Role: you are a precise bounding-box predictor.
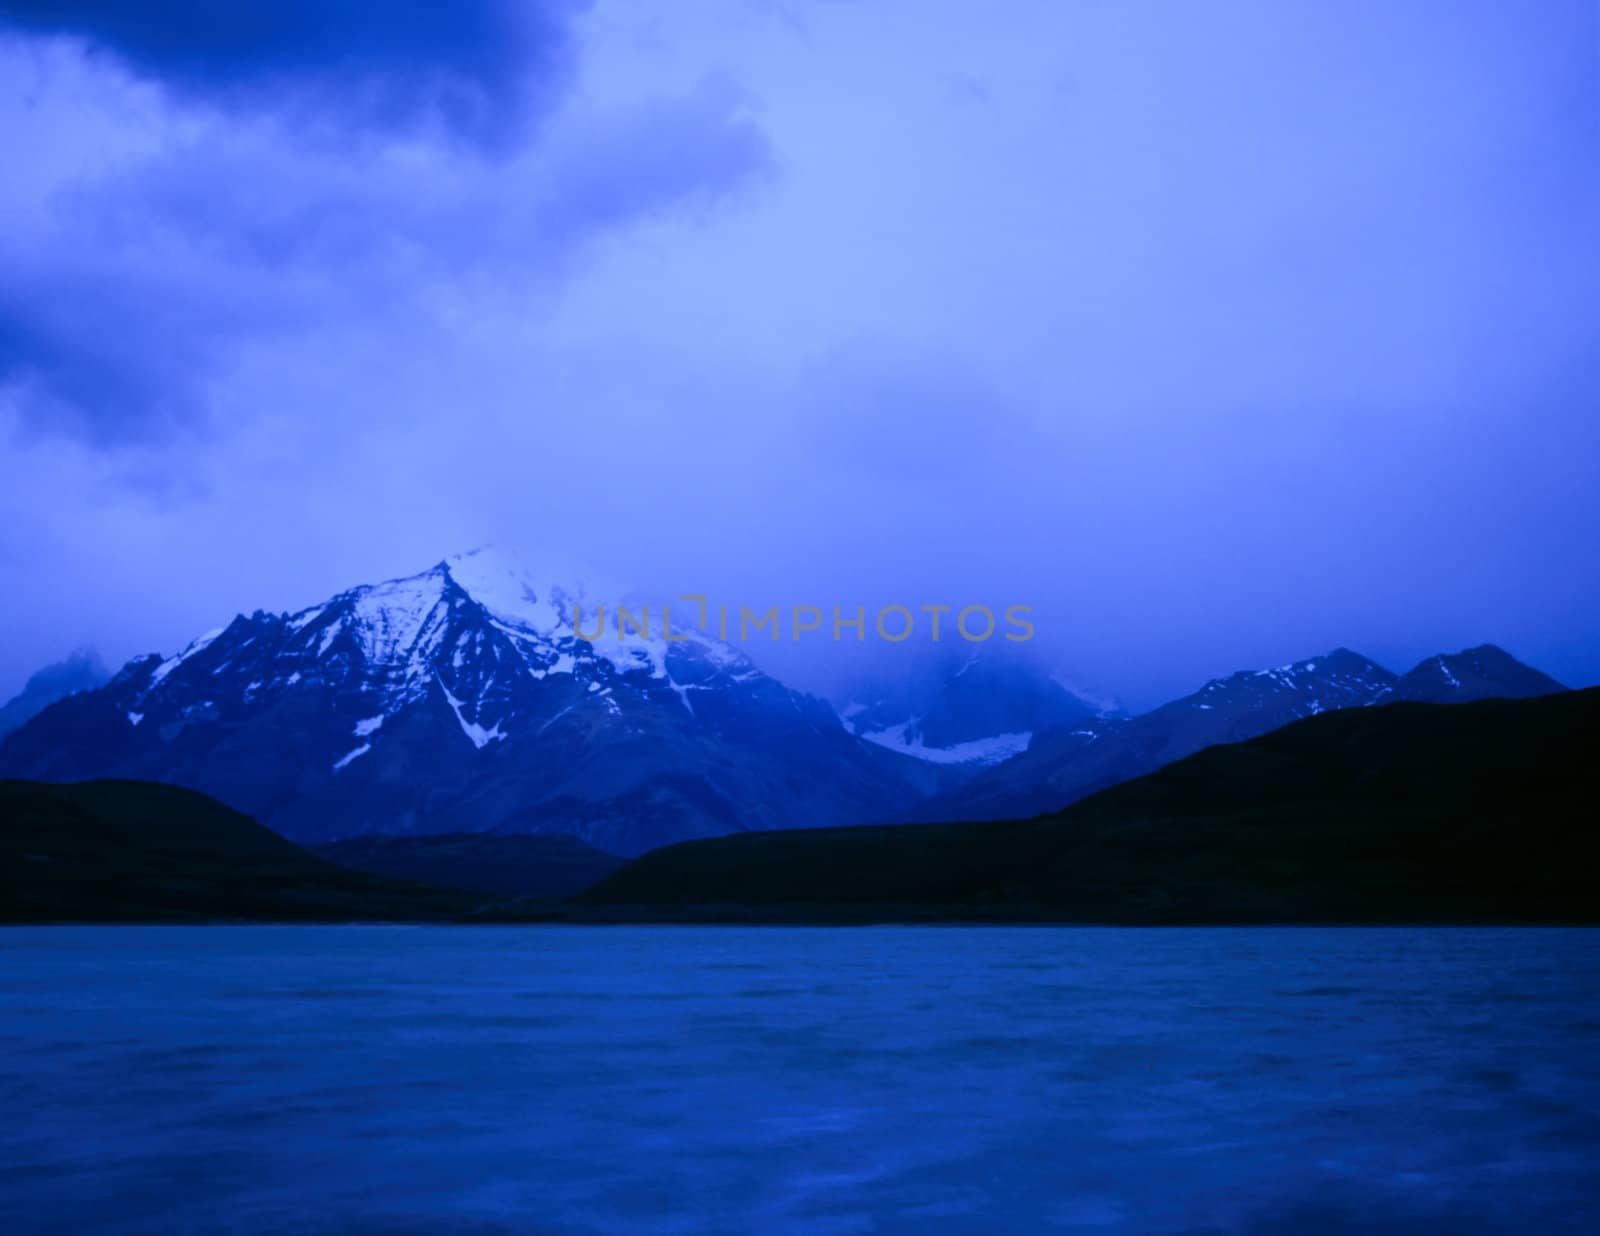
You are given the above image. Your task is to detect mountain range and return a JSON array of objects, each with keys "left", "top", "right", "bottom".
[
  {"left": 909, "top": 645, "right": 1567, "bottom": 824},
  {"left": 0, "top": 549, "right": 1569, "bottom": 856}
]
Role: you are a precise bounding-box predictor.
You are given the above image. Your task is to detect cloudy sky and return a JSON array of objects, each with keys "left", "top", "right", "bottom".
[{"left": 1, "top": 0, "right": 1596, "bottom": 709}]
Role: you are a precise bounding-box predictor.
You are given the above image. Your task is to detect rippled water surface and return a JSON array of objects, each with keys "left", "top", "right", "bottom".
[{"left": 2, "top": 926, "right": 1598, "bottom": 1234}]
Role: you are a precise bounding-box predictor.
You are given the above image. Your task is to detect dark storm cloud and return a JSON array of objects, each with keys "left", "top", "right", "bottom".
[
  {"left": 0, "top": 0, "right": 589, "bottom": 146},
  {"left": 78, "top": 73, "right": 775, "bottom": 281},
  {"left": 0, "top": 62, "right": 773, "bottom": 447}
]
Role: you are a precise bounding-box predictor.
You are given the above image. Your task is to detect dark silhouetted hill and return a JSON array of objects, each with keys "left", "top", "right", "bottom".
[
  {"left": 316, "top": 832, "right": 623, "bottom": 899},
  {"left": 577, "top": 688, "right": 1600, "bottom": 924},
  {"left": 0, "top": 779, "right": 476, "bottom": 923}
]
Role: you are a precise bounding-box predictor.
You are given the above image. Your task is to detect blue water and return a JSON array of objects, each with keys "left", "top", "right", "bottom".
[{"left": 2, "top": 927, "right": 1598, "bottom": 1235}]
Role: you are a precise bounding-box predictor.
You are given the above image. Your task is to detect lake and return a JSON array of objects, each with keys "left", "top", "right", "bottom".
[{"left": 2, "top": 926, "right": 1597, "bottom": 1234}]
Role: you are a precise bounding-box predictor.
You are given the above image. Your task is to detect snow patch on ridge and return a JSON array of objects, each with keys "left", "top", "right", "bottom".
[
  {"left": 858, "top": 722, "right": 1032, "bottom": 767},
  {"left": 588, "top": 634, "right": 668, "bottom": 680},
  {"left": 332, "top": 744, "right": 371, "bottom": 771},
  {"left": 287, "top": 606, "right": 324, "bottom": 633},
  {"left": 435, "top": 675, "right": 506, "bottom": 749},
  {"left": 150, "top": 627, "right": 225, "bottom": 687}
]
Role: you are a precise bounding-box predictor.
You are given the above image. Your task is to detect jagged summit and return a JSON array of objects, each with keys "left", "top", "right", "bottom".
[
  {"left": 913, "top": 647, "right": 1399, "bottom": 824},
  {"left": 1386, "top": 644, "right": 1567, "bottom": 704},
  {"left": 1188, "top": 648, "right": 1396, "bottom": 715},
  {"left": 265, "top": 546, "right": 742, "bottom": 691}
]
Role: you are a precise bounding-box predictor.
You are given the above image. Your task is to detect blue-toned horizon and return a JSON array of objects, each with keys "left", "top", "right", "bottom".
[{"left": 1, "top": 0, "right": 1596, "bottom": 710}]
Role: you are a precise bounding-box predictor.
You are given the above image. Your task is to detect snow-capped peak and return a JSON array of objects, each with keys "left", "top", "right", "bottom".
[{"left": 109, "top": 549, "right": 774, "bottom": 759}]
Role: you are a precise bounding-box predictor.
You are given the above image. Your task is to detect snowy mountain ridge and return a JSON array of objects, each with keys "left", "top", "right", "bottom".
[
  {"left": 0, "top": 548, "right": 944, "bottom": 854},
  {"left": 131, "top": 547, "right": 771, "bottom": 765}
]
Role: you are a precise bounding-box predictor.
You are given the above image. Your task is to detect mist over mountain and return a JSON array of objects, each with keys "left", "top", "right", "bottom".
[
  {"left": 0, "top": 649, "right": 109, "bottom": 738},
  {"left": 833, "top": 645, "right": 1105, "bottom": 767}
]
